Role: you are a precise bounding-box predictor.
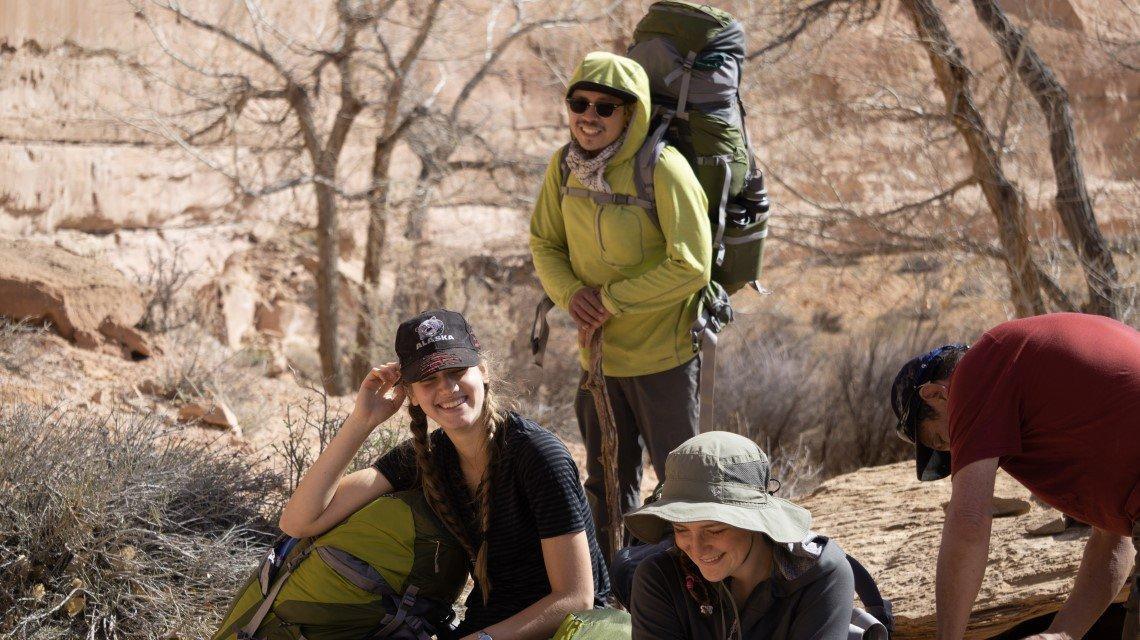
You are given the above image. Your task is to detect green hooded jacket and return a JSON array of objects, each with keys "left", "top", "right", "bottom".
[{"left": 529, "top": 52, "right": 711, "bottom": 377}]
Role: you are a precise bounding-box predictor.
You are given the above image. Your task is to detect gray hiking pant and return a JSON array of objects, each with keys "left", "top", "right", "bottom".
[
  {"left": 575, "top": 356, "right": 700, "bottom": 561},
  {"left": 1125, "top": 520, "right": 1139, "bottom": 639}
]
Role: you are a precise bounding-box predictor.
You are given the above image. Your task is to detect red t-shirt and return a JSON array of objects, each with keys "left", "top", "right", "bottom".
[{"left": 949, "top": 313, "right": 1140, "bottom": 536}]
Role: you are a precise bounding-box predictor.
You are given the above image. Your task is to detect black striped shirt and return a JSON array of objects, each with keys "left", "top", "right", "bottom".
[{"left": 374, "top": 412, "right": 610, "bottom": 633}]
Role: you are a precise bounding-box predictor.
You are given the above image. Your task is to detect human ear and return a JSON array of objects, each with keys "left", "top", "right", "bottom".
[{"left": 918, "top": 381, "right": 949, "bottom": 406}]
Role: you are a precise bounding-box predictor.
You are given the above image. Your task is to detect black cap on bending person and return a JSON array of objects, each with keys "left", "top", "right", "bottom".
[{"left": 890, "top": 344, "right": 969, "bottom": 481}]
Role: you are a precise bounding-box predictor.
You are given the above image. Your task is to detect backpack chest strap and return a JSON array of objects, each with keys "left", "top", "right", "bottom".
[{"left": 559, "top": 185, "right": 654, "bottom": 211}]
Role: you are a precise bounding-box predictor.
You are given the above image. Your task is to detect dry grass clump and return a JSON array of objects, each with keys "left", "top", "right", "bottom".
[
  {"left": 149, "top": 323, "right": 276, "bottom": 432},
  {"left": 0, "top": 404, "right": 281, "bottom": 640}
]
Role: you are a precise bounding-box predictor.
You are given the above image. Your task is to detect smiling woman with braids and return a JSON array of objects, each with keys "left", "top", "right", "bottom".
[{"left": 279, "top": 309, "right": 609, "bottom": 640}]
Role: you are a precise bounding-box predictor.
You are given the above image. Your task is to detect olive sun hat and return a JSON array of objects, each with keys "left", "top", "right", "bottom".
[{"left": 623, "top": 432, "right": 812, "bottom": 544}]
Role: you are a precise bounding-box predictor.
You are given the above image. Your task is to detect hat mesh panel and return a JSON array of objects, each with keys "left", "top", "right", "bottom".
[{"left": 723, "top": 460, "right": 767, "bottom": 487}]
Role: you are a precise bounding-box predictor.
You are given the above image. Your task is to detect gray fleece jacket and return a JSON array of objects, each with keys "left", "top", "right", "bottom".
[{"left": 630, "top": 535, "right": 855, "bottom": 640}]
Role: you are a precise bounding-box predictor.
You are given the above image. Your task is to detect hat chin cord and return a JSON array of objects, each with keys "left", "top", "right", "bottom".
[
  {"left": 720, "top": 534, "right": 757, "bottom": 640},
  {"left": 692, "top": 534, "right": 755, "bottom": 640},
  {"left": 715, "top": 582, "right": 743, "bottom": 640}
]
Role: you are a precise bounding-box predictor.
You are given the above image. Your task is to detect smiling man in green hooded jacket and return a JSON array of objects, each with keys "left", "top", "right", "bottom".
[{"left": 529, "top": 52, "right": 711, "bottom": 555}]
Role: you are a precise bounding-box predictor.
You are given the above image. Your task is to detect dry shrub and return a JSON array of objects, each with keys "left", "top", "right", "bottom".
[
  {"left": 717, "top": 311, "right": 954, "bottom": 480},
  {"left": 816, "top": 318, "right": 949, "bottom": 475},
  {"left": 717, "top": 314, "right": 824, "bottom": 458},
  {"left": 273, "top": 384, "right": 404, "bottom": 502},
  {"left": 0, "top": 404, "right": 281, "bottom": 640},
  {"left": 0, "top": 318, "right": 48, "bottom": 374},
  {"left": 134, "top": 245, "right": 197, "bottom": 334}
]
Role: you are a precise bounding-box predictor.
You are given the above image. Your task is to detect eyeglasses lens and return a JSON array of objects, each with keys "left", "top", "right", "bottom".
[{"left": 566, "top": 98, "right": 619, "bottom": 118}]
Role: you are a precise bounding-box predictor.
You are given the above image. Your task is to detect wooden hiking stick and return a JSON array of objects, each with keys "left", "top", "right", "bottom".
[{"left": 583, "top": 326, "right": 623, "bottom": 560}]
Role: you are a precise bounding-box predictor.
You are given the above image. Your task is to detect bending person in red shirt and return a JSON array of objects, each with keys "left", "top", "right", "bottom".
[{"left": 889, "top": 312, "right": 1140, "bottom": 640}]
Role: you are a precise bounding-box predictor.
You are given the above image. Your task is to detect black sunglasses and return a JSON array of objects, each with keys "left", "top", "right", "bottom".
[{"left": 565, "top": 97, "right": 624, "bottom": 118}]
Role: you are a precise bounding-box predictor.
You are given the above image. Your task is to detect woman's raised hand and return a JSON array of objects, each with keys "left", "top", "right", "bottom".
[{"left": 349, "top": 363, "right": 407, "bottom": 429}]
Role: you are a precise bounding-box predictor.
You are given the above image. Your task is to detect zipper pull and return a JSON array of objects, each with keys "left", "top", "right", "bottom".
[{"left": 434, "top": 540, "right": 441, "bottom": 573}]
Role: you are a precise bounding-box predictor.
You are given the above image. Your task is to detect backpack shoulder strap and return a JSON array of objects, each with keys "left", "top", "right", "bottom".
[
  {"left": 633, "top": 111, "right": 674, "bottom": 231},
  {"left": 558, "top": 143, "right": 570, "bottom": 189},
  {"left": 847, "top": 554, "right": 895, "bottom": 633},
  {"left": 239, "top": 540, "right": 314, "bottom": 638}
]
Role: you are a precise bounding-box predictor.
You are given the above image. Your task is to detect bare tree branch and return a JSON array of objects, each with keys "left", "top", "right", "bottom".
[
  {"left": 139, "top": 0, "right": 293, "bottom": 81},
  {"left": 748, "top": 0, "right": 882, "bottom": 61}
]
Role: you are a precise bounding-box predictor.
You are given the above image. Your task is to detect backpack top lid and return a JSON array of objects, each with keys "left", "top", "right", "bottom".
[{"left": 629, "top": 1, "right": 746, "bottom": 108}]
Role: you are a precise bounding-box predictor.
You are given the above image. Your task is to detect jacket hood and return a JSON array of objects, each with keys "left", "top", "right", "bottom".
[
  {"left": 566, "top": 52, "right": 650, "bottom": 166},
  {"left": 772, "top": 533, "right": 846, "bottom": 596}
]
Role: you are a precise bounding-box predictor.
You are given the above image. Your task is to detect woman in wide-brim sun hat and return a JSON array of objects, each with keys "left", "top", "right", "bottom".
[{"left": 625, "top": 431, "right": 855, "bottom": 640}]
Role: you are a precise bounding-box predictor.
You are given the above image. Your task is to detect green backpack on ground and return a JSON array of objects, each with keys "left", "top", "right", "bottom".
[
  {"left": 552, "top": 609, "right": 632, "bottom": 640},
  {"left": 212, "top": 490, "right": 468, "bottom": 640}
]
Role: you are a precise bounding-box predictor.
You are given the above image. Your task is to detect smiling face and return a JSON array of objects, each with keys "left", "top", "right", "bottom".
[
  {"left": 407, "top": 366, "right": 486, "bottom": 433},
  {"left": 673, "top": 521, "right": 758, "bottom": 583},
  {"left": 568, "top": 88, "right": 630, "bottom": 153}
]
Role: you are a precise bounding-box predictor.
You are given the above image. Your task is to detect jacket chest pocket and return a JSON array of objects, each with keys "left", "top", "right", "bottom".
[{"left": 596, "top": 204, "right": 645, "bottom": 268}]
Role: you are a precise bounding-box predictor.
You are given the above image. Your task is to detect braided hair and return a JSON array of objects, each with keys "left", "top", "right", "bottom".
[{"left": 407, "top": 373, "right": 508, "bottom": 604}]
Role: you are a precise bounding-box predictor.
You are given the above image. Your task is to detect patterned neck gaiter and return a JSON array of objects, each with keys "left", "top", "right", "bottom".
[{"left": 565, "top": 130, "right": 628, "bottom": 195}]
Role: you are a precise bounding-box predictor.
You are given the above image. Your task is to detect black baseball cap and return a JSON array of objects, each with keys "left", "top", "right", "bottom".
[
  {"left": 395, "top": 309, "right": 481, "bottom": 383},
  {"left": 890, "top": 344, "right": 968, "bottom": 481}
]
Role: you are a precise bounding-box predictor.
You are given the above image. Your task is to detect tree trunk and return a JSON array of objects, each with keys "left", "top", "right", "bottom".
[
  {"left": 393, "top": 168, "right": 442, "bottom": 319},
  {"left": 314, "top": 178, "right": 347, "bottom": 395},
  {"left": 291, "top": 81, "right": 359, "bottom": 396},
  {"left": 351, "top": 137, "right": 396, "bottom": 384},
  {"left": 970, "top": 0, "right": 1121, "bottom": 318},
  {"left": 900, "top": 0, "right": 1045, "bottom": 318}
]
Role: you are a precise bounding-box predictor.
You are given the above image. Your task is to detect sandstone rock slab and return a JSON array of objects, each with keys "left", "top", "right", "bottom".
[
  {"left": 0, "top": 239, "right": 154, "bottom": 359},
  {"left": 178, "top": 399, "right": 241, "bottom": 436},
  {"left": 197, "top": 254, "right": 259, "bottom": 349}
]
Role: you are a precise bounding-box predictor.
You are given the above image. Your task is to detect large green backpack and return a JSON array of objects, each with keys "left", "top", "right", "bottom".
[
  {"left": 625, "top": 0, "right": 770, "bottom": 295},
  {"left": 212, "top": 490, "right": 468, "bottom": 640}
]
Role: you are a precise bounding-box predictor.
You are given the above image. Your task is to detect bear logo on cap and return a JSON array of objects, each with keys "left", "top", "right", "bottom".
[{"left": 416, "top": 316, "right": 445, "bottom": 342}]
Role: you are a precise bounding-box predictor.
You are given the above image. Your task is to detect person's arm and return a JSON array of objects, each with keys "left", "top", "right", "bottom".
[
  {"left": 599, "top": 152, "right": 711, "bottom": 316},
  {"left": 784, "top": 547, "right": 855, "bottom": 640},
  {"left": 629, "top": 557, "right": 688, "bottom": 640},
  {"left": 461, "top": 531, "right": 594, "bottom": 640},
  {"left": 530, "top": 150, "right": 587, "bottom": 310},
  {"left": 1021, "top": 527, "right": 1135, "bottom": 640},
  {"left": 936, "top": 457, "right": 1000, "bottom": 640},
  {"left": 278, "top": 365, "right": 402, "bottom": 538},
  {"left": 459, "top": 431, "right": 598, "bottom": 639}
]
